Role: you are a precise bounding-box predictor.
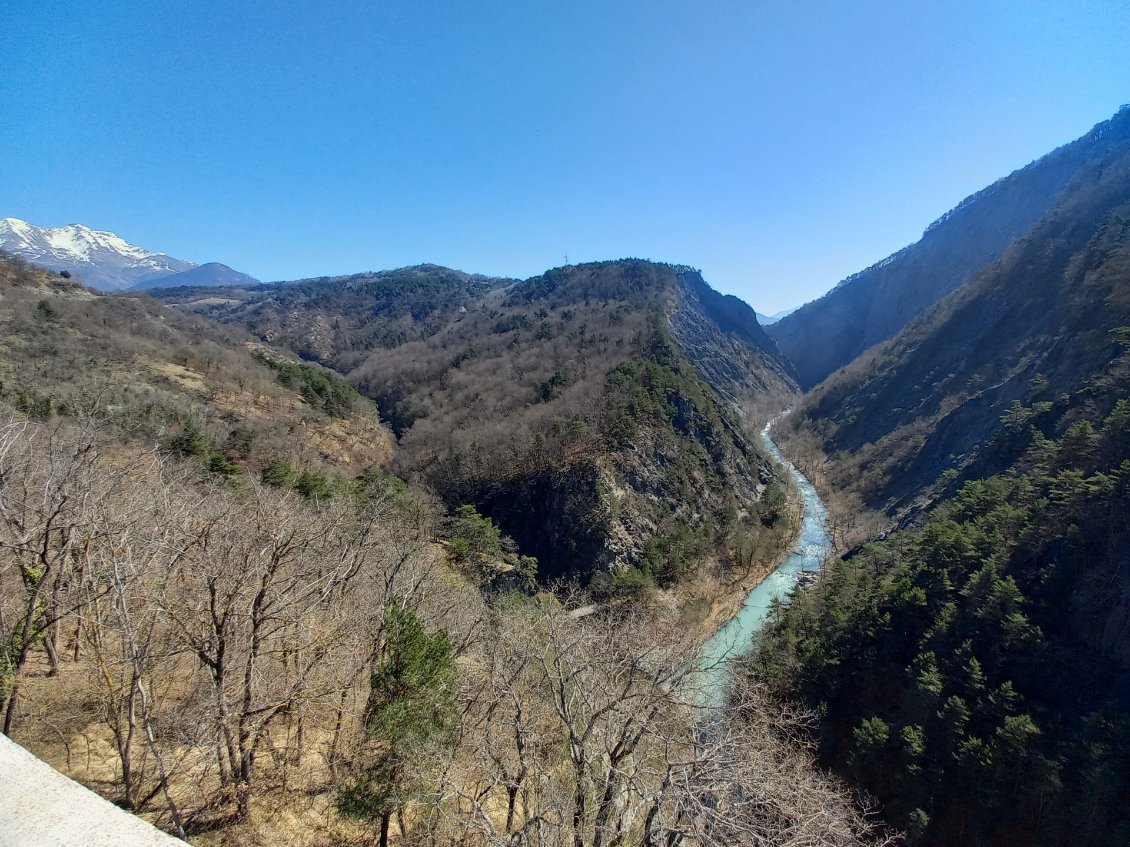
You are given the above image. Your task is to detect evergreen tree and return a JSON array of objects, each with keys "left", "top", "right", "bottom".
[{"left": 338, "top": 603, "right": 458, "bottom": 847}]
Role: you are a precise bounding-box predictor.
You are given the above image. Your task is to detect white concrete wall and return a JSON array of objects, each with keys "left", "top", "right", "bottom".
[{"left": 0, "top": 735, "right": 187, "bottom": 846}]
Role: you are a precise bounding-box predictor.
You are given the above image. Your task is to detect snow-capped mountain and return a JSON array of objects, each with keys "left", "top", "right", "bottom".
[{"left": 0, "top": 217, "right": 196, "bottom": 291}]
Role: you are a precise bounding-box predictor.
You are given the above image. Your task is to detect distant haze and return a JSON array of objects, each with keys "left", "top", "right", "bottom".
[{"left": 756, "top": 308, "right": 798, "bottom": 326}]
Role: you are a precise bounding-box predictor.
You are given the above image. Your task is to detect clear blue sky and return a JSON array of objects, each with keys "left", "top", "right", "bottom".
[{"left": 3, "top": 1, "right": 1128, "bottom": 313}]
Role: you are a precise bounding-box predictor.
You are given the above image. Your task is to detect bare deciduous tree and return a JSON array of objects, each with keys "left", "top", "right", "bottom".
[
  {"left": 434, "top": 601, "right": 895, "bottom": 847},
  {"left": 1, "top": 410, "right": 892, "bottom": 846}
]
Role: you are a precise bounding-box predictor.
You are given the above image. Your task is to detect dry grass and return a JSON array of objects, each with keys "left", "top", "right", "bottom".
[
  {"left": 14, "top": 660, "right": 373, "bottom": 847},
  {"left": 147, "top": 360, "right": 208, "bottom": 393}
]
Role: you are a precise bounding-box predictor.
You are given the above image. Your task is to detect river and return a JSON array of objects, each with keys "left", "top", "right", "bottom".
[{"left": 696, "top": 417, "right": 831, "bottom": 708}]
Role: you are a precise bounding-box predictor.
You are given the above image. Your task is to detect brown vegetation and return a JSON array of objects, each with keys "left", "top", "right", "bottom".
[
  {"left": 1, "top": 409, "right": 889, "bottom": 846},
  {"left": 0, "top": 253, "right": 393, "bottom": 481},
  {"left": 161, "top": 260, "right": 798, "bottom": 583}
]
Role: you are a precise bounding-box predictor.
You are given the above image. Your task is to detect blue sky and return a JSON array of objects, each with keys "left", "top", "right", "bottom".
[{"left": 3, "top": 1, "right": 1128, "bottom": 313}]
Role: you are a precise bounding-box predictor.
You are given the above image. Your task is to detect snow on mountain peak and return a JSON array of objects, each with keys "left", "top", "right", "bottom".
[
  {"left": 1, "top": 217, "right": 32, "bottom": 236},
  {"left": 0, "top": 216, "right": 196, "bottom": 291}
]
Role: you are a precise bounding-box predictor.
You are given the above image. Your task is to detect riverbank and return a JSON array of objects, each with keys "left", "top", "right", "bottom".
[
  {"left": 665, "top": 417, "right": 808, "bottom": 644},
  {"left": 692, "top": 540, "right": 798, "bottom": 640}
]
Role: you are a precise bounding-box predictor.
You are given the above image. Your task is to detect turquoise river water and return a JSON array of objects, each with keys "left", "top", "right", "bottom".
[{"left": 696, "top": 418, "right": 831, "bottom": 708}]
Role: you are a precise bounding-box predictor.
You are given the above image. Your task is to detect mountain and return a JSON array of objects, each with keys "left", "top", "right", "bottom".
[
  {"left": 155, "top": 260, "right": 799, "bottom": 583},
  {"left": 133, "top": 261, "right": 260, "bottom": 290},
  {"left": 769, "top": 106, "right": 1130, "bottom": 390},
  {"left": 0, "top": 217, "right": 196, "bottom": 291},
  {"left": 790, "top": 113, "right": 1130, "bottom": 516},
  {"left": 0, "top": 257, "right": 880, "bottom": 847},
  {"left": 0, "top": 251, "right": 391, "bottom": 478},
  {"left": 755, "top": 306, "right": 797, "bottom": 325},
  {"left": 157, "top": 263, "right": 517, "bottom": 362},
  {"left": 759, "top": 398, "right": 1130, "bottom": 847},
  {"left": 755, "top": 109, "right": 1130, "bottom": 847}
]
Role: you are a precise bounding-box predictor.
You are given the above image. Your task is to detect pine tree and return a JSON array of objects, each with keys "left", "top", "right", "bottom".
[{"left": 338, "top": 603, "right": 458, "bottom": 847}]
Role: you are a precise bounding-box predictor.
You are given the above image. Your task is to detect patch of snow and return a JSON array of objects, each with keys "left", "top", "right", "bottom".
[
  {"left": 45, "top": 225, "right": 95, "bottom": 260},
  {"left": 1, "top": 217, "right": 33, "bottom": 237}
]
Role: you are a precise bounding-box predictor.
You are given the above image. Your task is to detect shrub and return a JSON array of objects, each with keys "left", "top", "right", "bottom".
[
  {"left": 261, "top": 458, "right": 298, "bottom": 488},
  {"left": 610, "top": 566, "right": 654, "bottom": 601},
  {"left": 168, "top": 421, "right": 213, "bottom": 459},
  {"left": 255, "top": 354, "right": 359, "bottom": 417}
]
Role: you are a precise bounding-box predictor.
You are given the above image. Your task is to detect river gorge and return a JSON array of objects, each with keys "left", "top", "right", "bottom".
[{"left": 697, "top": 418, "right": 832, "bottom": 707}]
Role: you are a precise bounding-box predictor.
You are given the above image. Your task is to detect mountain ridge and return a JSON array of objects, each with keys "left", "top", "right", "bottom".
[
  {"left": 0, "top": 216, "right": 195, "bottom": 291},
  {"left": 0, "top": 216, "right": 260, "bottom": 294},
  {"left": 753, "top": 105, "right": 1130, "bottom": 847},
  {"left": 133, "top": 261, "right": 261, "bottom": 290},
  {"left": 154, "top": 258, "right": 799, "bottom": 582},
  {"left": 769, "top": 105, "right": 1130, "bottom": 389},
  {"left": 789, "top": 127, "right": 1130, "bottom": 516}
]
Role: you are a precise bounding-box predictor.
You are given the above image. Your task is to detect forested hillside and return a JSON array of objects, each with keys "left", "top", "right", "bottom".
[
  {"left": 13, "top": 104, "right": 1128, "bottom": 847},
  {"left": 9, "top": 7, "right": 1128, "bottom": 847},
  {"left": 757, "top": 395, "right": 1130, "bottom": 846},
  {"left": 0, "top": 251, "right": 392, "bottom": 477},
  {"left": 1, "top": 253, "right": 886, "bottom": 847},
  {"left": 769, "top": 106, "right": 1130, "bottom": 390},
  {"left": 752, "top": 105, "right": 1130, "bottom": 847},
  {"left": 158, "top": 260, "right": 798, "bottom": 583},
  {"left": 159, "top": 263, "right": 511, "bottom": 363}
]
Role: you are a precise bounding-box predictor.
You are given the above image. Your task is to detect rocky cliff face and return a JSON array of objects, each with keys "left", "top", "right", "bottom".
[{"left": 670, "top": 268, "right": 797, "bottom": 402}]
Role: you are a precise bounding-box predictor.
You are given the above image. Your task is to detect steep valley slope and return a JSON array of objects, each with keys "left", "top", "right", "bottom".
[
  {"left": 769, "top": 105, "right": 1130, "bottom": 390},
  {"left": 754, "top": 106, "right": 1130, "bottom": 847},
  {"left": 155, "top": 260, "right": 798, "bottom": 584},
  {"left": 0, "top": 253, "right": 891, "bottom": 847},
  {"left": 789, "top": 119, "right": 1130, "bottom": 517}
]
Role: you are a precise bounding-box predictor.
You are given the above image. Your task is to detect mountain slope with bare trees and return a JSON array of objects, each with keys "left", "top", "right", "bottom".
[
  {"left": 0, "top": 250, "right": 393, "bottom": 480},
  {"left": 0, "top": 407, "right": 892, "bottom": 847},
  {"left": 157, "top": 260, "right": 799, "bottom": 584}
]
